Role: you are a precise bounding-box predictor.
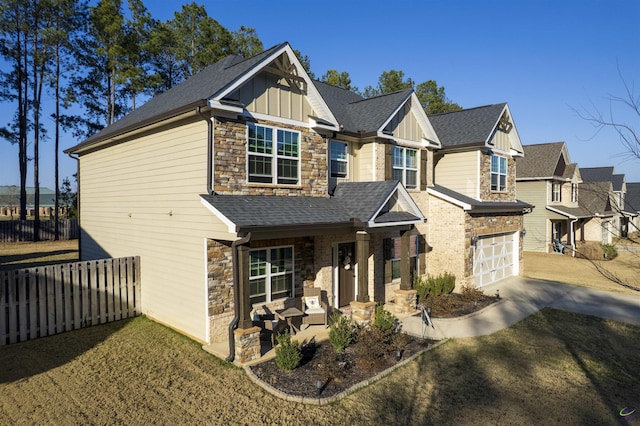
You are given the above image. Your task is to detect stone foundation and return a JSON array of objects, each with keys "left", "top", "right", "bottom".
[
  {"left": 394, "top": 289, "right": 417, "bottom": 314},
  {"left": 350, "top": 300, "right": 376, "bottom": 325},
  {"left": 234, "top": 326, "right": 261, "bottom": 364}
]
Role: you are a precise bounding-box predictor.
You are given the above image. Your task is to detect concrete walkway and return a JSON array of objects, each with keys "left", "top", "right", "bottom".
[{"left": 401, "top": 276, "right": 640, "bottom": 340}]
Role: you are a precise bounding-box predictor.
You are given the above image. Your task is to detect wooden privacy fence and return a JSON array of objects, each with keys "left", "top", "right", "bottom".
[
  {"left": 0, "top": 256, "right": 141, "bottom": 346},
  {"left": 0, "top": 219, "right": 79, "bottom": 242}
]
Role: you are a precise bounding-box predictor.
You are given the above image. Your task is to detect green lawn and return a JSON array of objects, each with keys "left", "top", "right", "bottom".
[{"left": 1, "top": 309, "right": 638, "bottom": 425}]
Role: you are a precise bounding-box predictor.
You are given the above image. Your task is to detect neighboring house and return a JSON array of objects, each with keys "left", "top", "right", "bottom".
[
  {"left": 0, "top": 185, "right": 59, "bottom": 217},
  {"left": 623, "top": 182, "right": 640, "bottom": 234},
  {"left": 427, "top": 104, "right": 532, "bottom": 288},
  {"left": 516, "top": 142, "right": 589, "bottom": 254},
  {"left": 580, "top": 167, "right": 631, "bottom": 240},
  {"left": 65, "top": 43, "right": 441, "bottom": 361}
]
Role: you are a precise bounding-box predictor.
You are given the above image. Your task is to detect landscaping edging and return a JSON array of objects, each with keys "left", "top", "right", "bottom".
[
  {"left": 244, "top": 339, "right": 449, "bottom": 405},
  {"left": 429, "top": 297, "right": 508, "bottom": 322}
]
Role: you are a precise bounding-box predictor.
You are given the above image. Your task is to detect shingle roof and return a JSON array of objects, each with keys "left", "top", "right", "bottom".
[
  {"left": 612, "top": 174, "right": 625, "bottom": 192},
  {"left": 546, "top": 205, "right": 595, "bottom": 219},
  {"left": 625, "top": 182, "right": 640, "bottom": 213},
  {"left": 428, "top": 103, "right": 507, "bottom": 148},
  {"left": 313, "top": 81, "right": 413, "bottom": 133},
  {"left": 578, "top": 181, "right": 614, "bottom": 215},
  {"left": 0, "top": 186, "right": 58, "bottom": 207},
  {"left": 429, "top": 184, "right": 533, "bottom": 213},
  {"left": 579, "top": 167, "right": 615, "bottom": 183},
  {"left": 200, "top": 181, "right": 424, "bottom": 233},
  {"left": 66, "top": 43, "right": 288, "bottom": 153},
  {"left": 563, "top": 163, "right": 578, "bottom": 180},
  {"left": 517, "top": 142, "right": 565, "bottom": 178}
]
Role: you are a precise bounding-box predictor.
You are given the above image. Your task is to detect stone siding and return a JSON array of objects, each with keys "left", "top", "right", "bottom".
[
  {"left": 213, "top": 117, "right": 327, "bottom": 196},
  {"left": 479, "top": 152, "right": 517, "bottom": 202},
  {"left": 427, "top": 196, "right": 467, "bottom": 285}
]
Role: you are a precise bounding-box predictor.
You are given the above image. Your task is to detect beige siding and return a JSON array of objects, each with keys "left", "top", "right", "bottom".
[
  {"left": 232, "top": 70, "right": 315, "bottom": 122},
  {"left": 434, "top": 151, "right": 479, "bottom": 199},
  {"left": 518, "top": 180, "right": 550, "bottom": 252},
  {"left": 490, "top": 129, "right": 511, "bottom": 152},
  {"left": 356, "top": 142, "right": 376, "bottom": 181},
  {"left": 79, "top": 116, "right": 226, "bottom": 343},
  {"left": 384, "top": 103, "right": 423, "bottom": 142},
  {"left": 427, "top": 196, "right": 467, "bottom": 285}
]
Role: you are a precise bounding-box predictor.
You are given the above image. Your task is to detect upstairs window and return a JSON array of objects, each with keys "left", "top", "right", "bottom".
[
  {"left": 392, "top": 146, "right": 418, "bottom": 189},
  {"left": 490, "top": 154, "right": 507, "bottom": 192},
  {"left": 247, "top": 123, "right": 300, "bottom": 185},
  {"left": 249, "top": 246, "right": 294, "bottom": 305},
  {"left": 571, "top": 184, "right": 578, "bottom": 202},
  {"left": 552, "top": 183, "right": 562, "bottom": 202},
  {"left": 330, "top": 141, "right": 348, "bottom": 178}
]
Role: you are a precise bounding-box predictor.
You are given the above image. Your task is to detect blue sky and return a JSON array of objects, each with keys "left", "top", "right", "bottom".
[{"left": 1, "top": 0, "right": 639, "bottom": 191}]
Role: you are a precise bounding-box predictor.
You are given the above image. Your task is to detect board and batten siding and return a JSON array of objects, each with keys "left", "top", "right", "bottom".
[
  {"left": 518, "top": 180, "right": 550, "bottom": 252},
  {"left": 231, "top": 71, "right": 315, "bottom": 122},
  {"left": 434, "top": 150, "right": 479, "bottom": 199},
  {"left": 384, "top": 103, "right": 424, "bottom": 142},
  {"left": 78, "top": 116, "right": 227, "bottom": 343}
]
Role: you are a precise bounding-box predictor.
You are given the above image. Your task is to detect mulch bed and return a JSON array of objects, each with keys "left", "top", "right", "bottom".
[
  {"left": 249, "top": 337, "right": 433, "bottom": 399},
  {"left": 425, "top": 293, "right": 500, "bottom": 319}
]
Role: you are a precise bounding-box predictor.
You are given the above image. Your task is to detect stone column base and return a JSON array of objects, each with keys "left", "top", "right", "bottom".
[
  {"left": 234, "top": 326, "right": 261, "bottom": 364},
  {"left": 394, "top": 289, "right": 417, "bottom": 314},
  {"left": 350, "top": 300, "right": 376, "bottom": 325}
]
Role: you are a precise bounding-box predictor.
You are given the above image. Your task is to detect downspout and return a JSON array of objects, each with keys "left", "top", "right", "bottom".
[
  {"left": 226, "top": 232, "right": 252, "bottom": 362},
  {"left": 196, "top": 106, "right": 214, "bottom": 195},
  {"left": 570, "top": 218, "right": 578, "bottom": 257},
  {"left": 67, "top": 152, "right": 80, "bottom": 259}
]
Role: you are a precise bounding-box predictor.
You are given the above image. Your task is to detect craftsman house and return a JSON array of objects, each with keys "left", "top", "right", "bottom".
[
  {"left": 65, "top": 43, "right": 440, "bottom": 362},
  {"left": 516, "top": 142, "right": 589, "bottom": 254},
  {"left": 427, "top": 104, "right": 532, "bottom": 287}
]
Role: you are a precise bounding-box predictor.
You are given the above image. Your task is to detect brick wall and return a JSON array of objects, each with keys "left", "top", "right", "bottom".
[
  {"left": 427, "top": 196, "right": 467, "bottom": 285},
  {"left": 213, "top": 117, "right": 328, "bottom": 196}
]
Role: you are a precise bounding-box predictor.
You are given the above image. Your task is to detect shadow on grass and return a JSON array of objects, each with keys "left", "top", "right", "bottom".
[
  {"left": 0, "top": 318, "right": 131, "bottom": 384},
  {"left": 0, "top": 250, "right": 79, "bottom": 270},
  {"left": 358, "top": 308, "right": 640, "bottom": 424}
]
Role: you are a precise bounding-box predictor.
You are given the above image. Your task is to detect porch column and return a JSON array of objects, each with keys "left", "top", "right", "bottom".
[
  {"left": 356, "top": 230, "right": 370, "bottom": 303},
  {"left": 237, "top": 244, "right": 253, "bottom": 330},
  {"left": 400, "top": 230, "right": 411, "bottom": 290}
]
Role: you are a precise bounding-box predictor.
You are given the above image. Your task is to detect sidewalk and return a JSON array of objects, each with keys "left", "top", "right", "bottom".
[{"left": 401, "top": 276, "right": 640, "bottom": 340}]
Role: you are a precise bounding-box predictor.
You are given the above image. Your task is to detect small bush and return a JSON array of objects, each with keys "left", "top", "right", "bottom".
[
  {"left": 414, "top": 272, "right": 456, "bottom": 301},
  {"left": 460, "top": 285, "right": 485, "bottom": 302},
  {"left": 328, "top": 313, "right": 352, "bottom": 354},
  {"left": 424, "top": 293, "right": 463, "bottom": 316},
  {"left": 601, "top": 244, "right": 618, "bottom": 260},
  {"left": 373, "top": 304, "right": 396, "bottom": 335},
  {"left": 354, "top": 326, "right": 390, "bottom": 368},
  {"left": 274, "top": 331, "right": 302, "bottom": 371}
]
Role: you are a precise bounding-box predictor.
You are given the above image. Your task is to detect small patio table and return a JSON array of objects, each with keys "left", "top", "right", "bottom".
[{"left": 276, "top": 307, "right": 304, "bottom": 335}]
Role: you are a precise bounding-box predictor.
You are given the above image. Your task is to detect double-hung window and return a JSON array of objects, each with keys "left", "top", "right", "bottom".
[
  {"left": 249, "top": 246, "right": 294, "bottom": 305},
  {"left": 571, "top": 183, "right": 577, "bottom": 203},
  {"left": 247, "top": 123, "right": 300, "bottom": 185},
  {"left": 384, "top": 236, "right": 418, "bottom": 282},
  {"left": 490, "top": 154, "right": 507, "bottom": 192},
  {"left": 552, "top": 183, "right": 562, "bottom": 202},
  {"left": 392, "top": 146, "right": 418, "bottom": 189},
  {"left": 330, "top": 141, "right": 348, "bottom": 178}
]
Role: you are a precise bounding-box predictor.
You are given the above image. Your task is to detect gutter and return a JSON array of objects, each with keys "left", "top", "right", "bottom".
[
  {"left": 226, "top": 232, "right": 252, "bottom": 362},
  {"left": 196, "top": 106, "right": 214, "bottom": 195}
]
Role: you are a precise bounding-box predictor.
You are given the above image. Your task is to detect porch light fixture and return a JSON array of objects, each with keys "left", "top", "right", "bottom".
[
  {"left": 522, "top": 228, "right": 527, "bottom": 237},
  {"left": 471, "top": 236, "right": 479, "bottom": 247}
]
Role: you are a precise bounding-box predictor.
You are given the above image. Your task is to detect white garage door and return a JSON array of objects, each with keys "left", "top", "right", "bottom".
[{"left": 473, "top": 232, "right": 516, "bottom": 287}]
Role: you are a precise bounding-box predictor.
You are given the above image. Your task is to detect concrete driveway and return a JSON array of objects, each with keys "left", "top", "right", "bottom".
[{"left": 402, "top": 277, "right": 640, "bottom": 340}]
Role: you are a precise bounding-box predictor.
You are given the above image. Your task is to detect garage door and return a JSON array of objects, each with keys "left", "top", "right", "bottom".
[{"left": 473, "top": 232, "right": 516, "bottom": 287}]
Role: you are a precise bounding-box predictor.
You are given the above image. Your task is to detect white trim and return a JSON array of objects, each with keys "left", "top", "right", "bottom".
[
  {"left": 476, "top": 150, "right": 481, "bottom": 200},
  {"left": 368, "top": 219, "right": 423, "bottom": 228},
  {"left": 246, "top": 122, "right": 301, "bottom": 186},
  {"left": 368, "top": 182, "right": 425, "bottom": 227},
  {"left": 208, "top": 99, "right": 244, "bottom": 114},
  {"left": 546, "top": 205, "right": 579, "bottom": 220},
  {"left": 329, "top": 140, "right": 349, "bottom": 179},
  {"left": 249, "top": 245, "right": 295, "bottom": 304},
  {"left": 378, "top": 93, "right": 441, "bottom": 148},
  {"left": 377, "top": 132, "right": 429, "bottom": 149},
  {"left": 372, "top": 142, "right": 377, "bottom": 181},
  {"left": 427, "top": 187, "right": 473, "bottom": 210},
  {"left": 241, "top": 111, "right": 310, "bottom": 128},
  {"left": 485, "top": 104, "right": 524, "bottom": 155},
  {"left": 200, "top": 198, "right": 236, "bottom": 233}
]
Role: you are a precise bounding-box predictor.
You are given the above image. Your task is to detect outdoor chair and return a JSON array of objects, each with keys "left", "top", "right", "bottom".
[
  {"left": 301, "top": 287, "right": 328, "bottom": 328},
  {"left": 253, "top": 312, "right": 285, "bottom": 346},
  {"left": 552, "top": 239, "right": 565, "bottom": 254}
]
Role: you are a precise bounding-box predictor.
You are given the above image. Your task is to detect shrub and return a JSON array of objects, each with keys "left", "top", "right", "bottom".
[
  {"left": 373, "top": 304, "right": 396, "bottom": 335},
  {"left": 354, "top": 326, "right": 390, "bottom": 368},
  {"left": 460, "top": 285, "right": 485, "bottom": 302},
  {"left": 601, "top": 244, "right": 618, "bottom": 260},
  {"left": 328, "top": 313, "right": 352, "bottom": 354},
  {"left": 414, "top": 272, "right": 456, "bottom": 301},
  {"left": 274, "top": 331, "right": 302, "bottom": 371},
  {"left": 424, "top": 293, "right": 463, "bottom": 316}
]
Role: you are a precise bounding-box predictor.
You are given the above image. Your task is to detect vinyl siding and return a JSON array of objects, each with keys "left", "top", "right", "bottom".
[
  {"left": 384, "top": 103, "right": 423, "bottom": 142},
  {"left": 518, "top": 180, "right": 550, "bottom": 252},
  {"left": 356, "top": 142, "right": 376, "bottom": 181},
  {"left": 79, "top": 116, "right": 227, "bottom": 343},
  {"left": 434, "top": 150, "right": 479, "bottom": 199}
]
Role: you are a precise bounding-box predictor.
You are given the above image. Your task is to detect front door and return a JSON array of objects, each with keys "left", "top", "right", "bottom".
[{"left": 337, "top": 242, "right": 356, "bottom": 307}]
